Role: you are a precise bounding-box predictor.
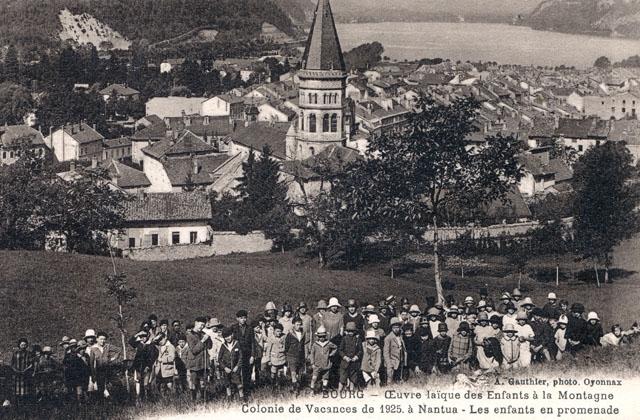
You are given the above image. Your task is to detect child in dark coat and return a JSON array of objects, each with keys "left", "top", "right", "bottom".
[
  {"left": 402, "top": 324, "right": 421, "bottom": 379},
  {"left": 338, "top": 322, "right": 362, "bottom": 391},
  {"left": 218, "top": 328, "right": 244, "bottom": 399},
  {"left": 284, "top": 318, "right": 306, "bottom": 393}
]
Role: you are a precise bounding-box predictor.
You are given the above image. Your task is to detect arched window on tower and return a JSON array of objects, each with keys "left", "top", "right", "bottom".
[
  {"left": 323, "top": 93, "right": 327, "bottom": 104},
  {"left": 309, "top": 114, "right": 316, "bottom": 132},
  {"left": 330, "top": 114, "right": 338, "bottom": 132},
  {"left": 309, "top": 146, "right": 315, "bottom": 156},
  {"left": 334, "top": 93, "right": 338, "bottom": 103},
  {"left": 322, "top": 114, "right": 330, "bottom": 132},
  {"left": 308, "top": 93, "right": 312, "bottom": 103},
  {"left": 300, "top": 111, "right": 304, "bottom": 130}
]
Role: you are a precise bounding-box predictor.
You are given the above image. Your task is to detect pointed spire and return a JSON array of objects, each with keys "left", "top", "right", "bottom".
[{"left": 302, "top": 0, "right": 345, "bottom": 72}]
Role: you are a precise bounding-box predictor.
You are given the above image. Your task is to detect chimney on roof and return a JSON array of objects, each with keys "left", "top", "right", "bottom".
[{"left": 192, "top": 156, "right": 200, "bottom": 175}]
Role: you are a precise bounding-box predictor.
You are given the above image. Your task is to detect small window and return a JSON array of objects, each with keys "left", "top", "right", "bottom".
[
  {"left": 611, "top": 107, "right": 615, "bottom": 113},
  {"left": 330, "top": 114, "right": 338, "bottom": 132},
  {"left": 151, "top": 234, "right": 158, "bottom": 246},
  {"left": 578, "top": 145, "right": 583, "bottom": 152},
  {"left": 309, "top": 147, "right": 315, "bottom": 156},
  {"left": 322, "top": 114, "right": 330, "bottom": 132},
  {"left": 622, "top": 108, "right": 626, "bottom": 113},
  {"left": 2, "top": 152, "right": 5, "bottom": 159},
  {"left": 309, "top": 114, "right": 316, "bottom": 133},
  {"left": 596, "top": 140, "right": 600, "bottom": 146},
  {"left": 172, "top": 232, "right": 180, "bottom": 244},
  {"left": 601, "top": 101, "right": 605, "bottom": 105},
  {"left": 128, "top": 238, "right": 136, "bottom": 248},
  {"left": 190, "top": 232, "right": 197, "bottom": 244}
]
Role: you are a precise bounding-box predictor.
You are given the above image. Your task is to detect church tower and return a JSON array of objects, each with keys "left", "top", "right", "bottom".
[{"left": 287, "top": 0, "right": 348, "bottom": 160}]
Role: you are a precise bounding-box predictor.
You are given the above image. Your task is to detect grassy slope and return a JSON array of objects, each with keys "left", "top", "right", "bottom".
[{"left": 0, "top": 236, "right": 639, "bottom": 362}]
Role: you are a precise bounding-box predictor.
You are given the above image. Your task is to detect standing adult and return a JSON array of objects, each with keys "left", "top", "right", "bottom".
[
  {"left": 231, "top": 310, "right": 253, "bottom": 392},
  {"left": 10, "top": 338, "right": 34, "bottom": 406},
  {"left": 184, "top": 317, "right": 211, "bottom": 401}
]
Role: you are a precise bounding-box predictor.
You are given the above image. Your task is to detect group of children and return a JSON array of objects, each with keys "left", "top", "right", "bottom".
[{"left": 6, "top": 288, "right": 639, "bottom": 405}]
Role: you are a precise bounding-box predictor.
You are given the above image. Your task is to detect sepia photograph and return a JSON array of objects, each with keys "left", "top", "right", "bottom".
[{"left": 0, "top": 0, "right": 638, "bottom": 418}]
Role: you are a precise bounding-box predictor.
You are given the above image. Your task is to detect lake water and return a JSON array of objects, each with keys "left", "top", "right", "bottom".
[{"left": 336, "top": 22, "right": 640, "bottom": 68}]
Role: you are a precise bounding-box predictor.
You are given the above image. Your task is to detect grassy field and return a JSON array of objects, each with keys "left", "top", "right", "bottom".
[{"left": 0, "top": 235, "right": 638, "bottom": 363}]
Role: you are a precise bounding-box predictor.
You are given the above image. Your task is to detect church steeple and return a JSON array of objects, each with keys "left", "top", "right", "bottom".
[{"left": 301, "top": 0, "right": 345, "bottom": 72}]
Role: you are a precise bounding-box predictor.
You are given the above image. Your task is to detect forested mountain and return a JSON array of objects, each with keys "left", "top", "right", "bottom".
[
  {"left": 272, "top": 0, "right": 316, "bottom": 25},
  {"left": 0, "top": 0, "right": 297, "bottom": 50},
  {"left": 526, "top": 0, "right": 640, "bottom": 38}
]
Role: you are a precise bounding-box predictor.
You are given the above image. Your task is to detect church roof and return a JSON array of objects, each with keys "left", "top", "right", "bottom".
[{"left": 302, "top": 0, "right": 345, "bottom": 72}]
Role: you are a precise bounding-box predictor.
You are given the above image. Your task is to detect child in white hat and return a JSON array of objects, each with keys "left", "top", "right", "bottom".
[
  {"left": 554, "top": 315, "right": 569, "bottom": 360},
  {"left": 308, "top": 326, "right": 337, "bottom": 393},
  {"left": 361, "top": 330, "right": 382, "bottom": 387}
]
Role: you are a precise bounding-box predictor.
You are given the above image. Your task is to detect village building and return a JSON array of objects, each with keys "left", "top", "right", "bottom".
[
  {"left": 556, "top": 117, "right": 610, "bottom": 155},
  {"left": 518, "top": 147, "right": 573, "bottom": 197},
  {"left": 141, "top": 130, "right": 232, "bottom": 192},
  {"left": 46, "top": 123, "right": 104, "bottom": 162},
  {"left": 145, "top": 97, "right": 207, "bottom": 119},
  {"left": 116, "top": 192, "right": 212, "bottom": 249},
  {"left": 102, "top": 137, "right": 132, "bottom": 161},
  {"left": 160, "top": 58, "right": 186, "bottom": 74},
  {"left": 0, "top": 125, "right": 46, "bottom": 164},
  {"left": 99, "top": 83, "right": 140, "bottom": 102},
  {"left": 104, "top": 159, "right": 151, "bottom": 193},
  {"left": 201, "top": 94, "right": 245, "bottom": 119}
]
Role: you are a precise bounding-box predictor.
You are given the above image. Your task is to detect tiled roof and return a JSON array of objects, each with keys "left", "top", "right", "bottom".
[
  {"left": 142, "top": 131, "right": 215, "bottom": 159},
  {"left": 0, "top": 125, "right": 45, "bottom": 148},
  {"left": 608, "top": 119, "right": 640, "bottom": 146},
  {"left": 131, "top": 122, "right": 167, "bottom": 141},
  {"left": 225, "top": 122, "right": 290, "bottom": 159},
  {"left": 104, "top": 137, "right": 132, "bottom": 148},
  {"left": 555, "top": 118, "right": 610, "bottom": 139},
  {"left": 215, "top": 94, "right": 245, "bottom": 104},
  {"left": 528, "top": 116, "right": 556, "bottom": 138},
  {"left": 106, "top": 160, "right": 150, "bottom": 188},
  {"left": 124, "top": 192, "right": 212, "bottom": 222},
  {"left": 302, "top": 0, "right": 345, "bottom": 72},
  {"left": 99, "top": 83, "right": 140, "bottom": 97},
  {"left": 61, "top": 123, "right": 104, "bottom": 144},
  {"left": 163, "top": 154, "right": 231, "bottom": 186}
]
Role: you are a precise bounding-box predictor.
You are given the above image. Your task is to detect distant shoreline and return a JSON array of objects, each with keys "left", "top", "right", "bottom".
[{"left": 333, "top": 19, "right": 630, "bottom": 41}]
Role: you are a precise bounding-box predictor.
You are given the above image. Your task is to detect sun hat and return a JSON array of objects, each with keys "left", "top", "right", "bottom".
[
  {"left": 477, "top": 300, "right": 487, "bottom": 308},
  {"left": 547, "top": 292, "right": 557, "bottom": 300},
  {"left": 316, "top": 326, "right": 327, "bottom": 336},
  {"left": 501, "top": 292, "right": 511, "bottom": 300},
  {"left": 68, "top": 339, "right": 78, "bottom": 347},
  {"left": 347, "top": 298, "right": 357, "bottom": 308},
  {"left": 558, "top": 315, "right": 569, "bottom": 324},
  {"left": 427, "top": 307, "right": 440, "bottom": 316},
  {"left": 316, "top": 299, "right": 328, "bottom": 310},
  {"left": 464, "top": 296, "right": 474, "bottom": 304},
  {"left": 365, "top": 330, "right": 378, "bottom": 340},
  {"left": 59, "top": 336, "right": 70, "bottom": 346},
  {"left": 521, "top": 297, "right": 534, "bottom": 307},
  {"left": 587, "top": 311, "right": 600, "bottom": 322},
  {"left": 449, "top": 305, "right": 459, "bottom": 314},
  {"left": 385, "top": 295, "right": 395, "bottom": 304},
  {"left": 208, "top": 318, "right": 222, "bottom": 327},
  {"left": 409, "top": 304, "right": 421, "bottom": 314},
  {"left": 363, "top": 304, "right": 376, "bottom": 314},
  {"left": 368, "top": 314, "right": 380, "bottom": 324},
  {"left": 328, "top": 297, "right": 341, "bottom": 308},
  {"left": 76, "top": 340, "right": 88, "bottom": 349},
  {"left": 503, "top": 323, "right": 517, "bottom": 333},
  {"left": 512, "top": 288, "right": 522, "bottom": 297},
  {"left": 84, "top": 329, "right": 96, "bottom": 339},
  {"left": 298, "top": 301, "right": 307, "bottom": 309},
  {"left": 265, "top": 301, "right": 277, "bottom": 311},
  {"left": 42, "top": 346, "right": 53, "bottom": 354},
  {"left": 390, "top": 317, "right": 402, "bottom": 327},
  {"left": 437, "top": 322, "right": 448, "bottom": 332}
]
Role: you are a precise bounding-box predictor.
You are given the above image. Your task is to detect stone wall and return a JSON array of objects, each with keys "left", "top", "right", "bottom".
[{"left": 123, "top": 231, "right": 273, "bottom": 261}]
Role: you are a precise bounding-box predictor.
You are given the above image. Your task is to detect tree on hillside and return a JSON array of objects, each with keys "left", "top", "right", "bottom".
[
  {"left": 231, "top": 146, "right": 293, "bottom": 248},
  {"left": 594, "top": 56, "right": 611, "bottom": 69},
  {"left": 3, "top": 45, "right": 20, "bottom": 83},
  {"left": 0, "top": 145, "right": 52, "bottom": 250},
  {"left": 36, "top": 86, "right": 108, "bottom": 133},
  {"left": 46, "top": 167, "right": 129, "bottom": 254},
  {"left": 344, "top": 42, "right": 384, "bottom": 71},
  {"left": 0, "top": 82, "right": 34, "bottom": 125},
  {"left": 342, "top": 96, "right": 522, "bottom": 302},
  {"left": 571, "top": 142, "right": 639, "bottom": 286}
]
